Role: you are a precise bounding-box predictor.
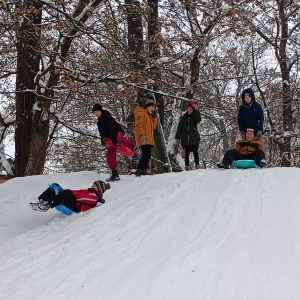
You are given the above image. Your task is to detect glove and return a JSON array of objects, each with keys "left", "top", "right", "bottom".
[
  {"left": 256, "top": 130, "right": 262, "bottom": 139},
  {"left": 97, "top": 196, "right": 105, "bottom": 204},
  {"left": 151, "top": 109, "right": 158, "bottom": 118},
  {"left": 241, "top": 131, "right": 245, "bottom": 138},
  {"left": 191, "top": 104, "right": 198, "bottom": 110},
  {"left": 140, "top": 135, "right": 146, "bottom": 144},
  {"left": 176, "top": 139, "right": 180, "bottom": 145}
]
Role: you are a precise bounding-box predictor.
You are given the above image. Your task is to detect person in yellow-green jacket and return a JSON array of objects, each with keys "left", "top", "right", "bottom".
[{"left": 134, "top": 94, "right": 158, "bottom": 176}]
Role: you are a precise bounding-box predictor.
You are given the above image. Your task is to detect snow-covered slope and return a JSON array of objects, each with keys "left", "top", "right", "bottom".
[{"left": 0, "top": 168, "right": 300, "bottom": 300}]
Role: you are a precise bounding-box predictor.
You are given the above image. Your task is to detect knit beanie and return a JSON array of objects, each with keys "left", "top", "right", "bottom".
[
  {"left": 92, "top": 103, "right": 103, "bottom": 112},
  {"left": 143, "top": 93, "right": 157, "bottom": 109},
  {"left": 246, "top": 128, "right": 257, "bottom": 135},
  {"left": 144, "top": 99, "right": 157, "bottom": 109},
  {"left": 187, "top": 100, "right": 200, "bottom": 110},
  {"left": 93, "top": 181, "right": 110, "bottom": 194}
]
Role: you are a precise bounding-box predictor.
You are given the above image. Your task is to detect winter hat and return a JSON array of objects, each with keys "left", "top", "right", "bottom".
[
  {"left": 246, "top": 128, "right": 256, "bottom": 135},
  {"left": 143, "top": 93, "right": 157, "bottom": 109},
  {"left": 188, "top": 100, "right": 200, "bottom": 110},
  {"left": 144, "top": 100, "right": 157, "bottom": 109},
  {"left": 93, "top": 181, "right": 111, "bottom": 194},
  {"left": 92, "top": 103, "right": 103, "bottom": 112}
]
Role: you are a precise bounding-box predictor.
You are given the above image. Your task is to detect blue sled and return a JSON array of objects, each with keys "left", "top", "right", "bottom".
[
  {"left": 55, "top": 204, "right": 77, "bottom": 215},
  {"left": 233, "top": 160, "right": 257, "bottom": 169},
  {"left": 47, "top": 184, "right": 77, "bottom": 215}
]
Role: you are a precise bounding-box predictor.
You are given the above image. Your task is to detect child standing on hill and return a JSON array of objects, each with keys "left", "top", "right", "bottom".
[
  {"left": 238, "top": 88, "right": 264, "bottom": 139},
  {"left": 175, "top": 100, "right": 201, "bottom": 171},
  {"left": 134, "top": 95, "right": 158, "bottom": 176},
  {"left": 92, "top": 103, "right": 134, "bottom": 182}
]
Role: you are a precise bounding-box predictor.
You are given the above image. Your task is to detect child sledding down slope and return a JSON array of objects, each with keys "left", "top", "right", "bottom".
[{"left": 29, "top": 181, "right": 110, "bottom": 213}]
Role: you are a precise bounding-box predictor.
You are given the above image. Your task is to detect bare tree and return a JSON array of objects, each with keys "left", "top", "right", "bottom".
[{"left": 233, "top": 0, "right": 300, "bottom": 166}]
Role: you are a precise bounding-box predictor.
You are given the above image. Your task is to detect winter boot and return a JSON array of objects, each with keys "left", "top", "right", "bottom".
[
  {"left": 135, "top": 169, "right": 143, "bottom": 177},
  {"left": 217, "top": 163, "right": 229, "bottom": 169},
  {"left": 37, "top": 200, "right": 51, "bottom": 212},
  {"left": 106, "top": 170, "right": 120, "bottom": 182},
  {"left": 29, "top": 201, "right": 40, "bottom": 211},
  {"left": 142, "top": 170, "right": 154, "bottom": 175},
  {"left": 196, "top": 164, "right": 201, "bottom": 169},
  {"left": 184, "top": 166, "right": 190, "bottom": 171},
  {"left": 256, "top": 158, "right": 266, "bottom": 168}
]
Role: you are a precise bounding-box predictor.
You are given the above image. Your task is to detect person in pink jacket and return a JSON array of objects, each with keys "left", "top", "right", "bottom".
[{"left": 29, "top": 180, "right": 110, "bottom": 213}]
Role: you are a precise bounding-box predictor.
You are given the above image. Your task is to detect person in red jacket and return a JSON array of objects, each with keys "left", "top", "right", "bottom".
[{"left": 29, "top": 180, "right": 110, "bottom": 213}]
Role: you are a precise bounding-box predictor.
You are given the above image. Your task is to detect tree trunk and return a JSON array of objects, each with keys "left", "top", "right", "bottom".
[
  {"left": 25, "top": 98, "right": 52, "bottom": 175},
  {"left": 14, "top": 0, "right": 105, "bottom": 175},
  {"left": 125, "top": 0, "right": 144, "bottom": 75},
  {"left": 147, "top": 0, "right": 170, "bottom": 173},
  {"left": 15, "top": 2, "right": 42, "bottom": 176},
  {"left": 278, "top": 1, "right": 292, "bottom": 166},
  {"left": 185, "top": 47, "right": 201, "bottom": 100},
  {"left": 152, "top": 88, "right": 170, "bottom": 173},
  {"left": 125, "top": 0, "right": 145, "bottom": 171}
]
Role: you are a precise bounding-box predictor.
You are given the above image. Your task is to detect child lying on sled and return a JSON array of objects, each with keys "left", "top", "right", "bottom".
[{"left": 29, "top": 180, "right": 110, "bottom": 213}]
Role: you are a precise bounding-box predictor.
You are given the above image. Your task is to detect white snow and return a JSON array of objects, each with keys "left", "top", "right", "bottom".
[
  {"left": 1, "top": 168, "right": 300, "bottom": 299},
  {"left": 32, "top": 102, "right": 41, "bottom": 111},
  {"left": 221, "top": 3, "right": 231, "bottom": 10},
  {"left": 0, "top": 112, "right": 15, "bottom": 124},
  {"left": 0, "top": 143, "right": 13, "bottom": 175}
]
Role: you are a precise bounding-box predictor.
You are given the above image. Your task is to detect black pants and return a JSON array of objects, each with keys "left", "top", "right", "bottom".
[
  {"left": 137, "top": 145, "right": 152, "bottom": 170},
  {"left": 222, "top": 149, "right": 265, "bottom": 166},
  {"left": 184, "top": 145, "right": 199, "bottom": 166},
  {"left": 39, "top": 188, "right": 78, "bottom": 212}
]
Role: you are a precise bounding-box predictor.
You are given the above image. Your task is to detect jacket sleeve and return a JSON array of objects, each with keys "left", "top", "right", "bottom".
[
  {"left": 234, "top": 140, "right": 242, "bottom": 152},
  {"left": 194, "top": 109, "right": 201, "bottom": 124},
  {"left": 175, "top": 117, "right": 183, "bottom": 139},
  {"left": 96, "top": 122, "right": 104, "bottom": 145},
  {"left": 135, "top": 111, "right": 146, "bottom": 137},
  {"left": 258, "top": 141, "right": 266, "bottom": 158},
  {"left": 257, "top": 104, "right": 264, "bottom": 132},
  {"left": 237, "top": 106, "right": 245, "bottom": 132},
  {"left": 104, "top": 111, "right": 119, "bottom": 145}
]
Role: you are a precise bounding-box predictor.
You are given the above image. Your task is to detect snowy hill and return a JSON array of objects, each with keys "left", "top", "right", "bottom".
[{"left": 1, "top": 168, "right": 300, "bottom": 300}]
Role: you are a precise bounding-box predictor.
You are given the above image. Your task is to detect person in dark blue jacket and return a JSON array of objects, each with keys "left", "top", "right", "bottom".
[{"left": 238, "top": 88, "right": 264, "bottom": 139}]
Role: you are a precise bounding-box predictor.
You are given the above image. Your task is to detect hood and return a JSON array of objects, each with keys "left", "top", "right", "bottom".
[
  {"left": 97, "top": 109, "right": 109, "bottom": 119},
  {"left": 241, "top": 88, "right": 256, "bottom": 105}
]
